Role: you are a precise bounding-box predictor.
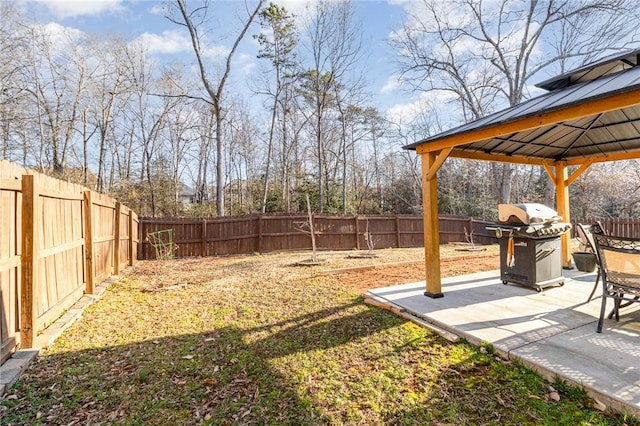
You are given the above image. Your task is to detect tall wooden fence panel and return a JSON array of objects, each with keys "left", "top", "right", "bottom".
[
  {"left": 0, "top": 161, "right": 26, "bottom": 363},
  {"left": 139, "top": 214, "right": 499, "bottom": 260},
  {"left": 116, "top": 205, "right": 138, "bottom": 273},
  {"left": 90, "top": 192, "right": 116, "bottom": 284},
  {"left": 315, "top": 215, "right": 362, "bottom": 249},
  {"left": 0, "top": 159, "right": 138, "bottom": 362},
  {"left": 31, "top": 174, "right": 86, "bottom": 336},
  {"left": 209, "top": 216, "right": 260, "bottom": 255},
  {"left": 396, "top": 216, "right": 424, "bottom": 248},
  {"left": 439, "top": 216, "right": 497, "bottom": 245},
  {"left": 261, "top": 215, "right": 307, "bottom": 253}
]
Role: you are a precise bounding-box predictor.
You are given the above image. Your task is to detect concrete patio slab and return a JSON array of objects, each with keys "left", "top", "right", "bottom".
[{"left": 365, "top": 268, "right": 640, "bottom": 417}]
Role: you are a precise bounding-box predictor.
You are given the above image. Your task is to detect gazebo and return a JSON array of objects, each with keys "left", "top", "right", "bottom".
[{"left": 404, "top": 48, "right": 640, "bottom": 298}]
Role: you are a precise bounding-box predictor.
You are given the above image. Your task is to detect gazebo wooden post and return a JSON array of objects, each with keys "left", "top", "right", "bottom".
[
  {"left": 421, "top": 150, "right": 443, "bottom": 298},
  {"left": 554, "top": 163, "right": 572, "bottom": 268}
]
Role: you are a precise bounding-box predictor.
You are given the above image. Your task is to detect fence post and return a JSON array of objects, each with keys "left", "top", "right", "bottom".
[
  {"left": 114, "top": 202, "right": 121, "bottom": 275},
  {"left": 311, "top": 213, "right": 317, "bottom": 250},
  {"left": 258, "top": 215, "right": 263, "bottom": 254},
  {"left": 128, "top": 210, "right": 134, "bottom": 266},
  {"left": 201, "top": 218, "right": 207, "bottom": 257},
  {"left": 138, "top": 219, "right": 143, "bottom": 260},
  {"left": 354, "top": 215, "right": 360, "bottom": 250},
  {"left": 395, "top": 216, "right": 401, "bottom": 248},
  {"left": 20, "top": 174, "right": 38, "bottom": 348},
  {"left": 84, "top": 190, "right": 94, "bottom": 295}
]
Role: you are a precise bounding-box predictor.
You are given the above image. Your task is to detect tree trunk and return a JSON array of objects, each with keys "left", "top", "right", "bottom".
[
  {"left": 261, "top": 96, "right": 278, "bottom": 213},
  {"left": 306, "top": 194, "right": 317, "bottom": 262},
  {"left": 215, "top": 106, "right": 225, "bottom": 216},
  {"left": 316, "top": 112, "right": 324, "bottom": 213}
]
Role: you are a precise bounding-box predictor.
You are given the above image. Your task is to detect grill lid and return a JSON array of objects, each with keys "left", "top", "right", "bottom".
[
  {"left": 487, "top": 222, "right": 572, "bottom": 239},
  {"left": 498, "top": 203, "right": 562, "bottom": 225}
]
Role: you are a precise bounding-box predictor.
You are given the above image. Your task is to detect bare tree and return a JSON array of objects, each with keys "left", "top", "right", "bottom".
[
  {"left": 255, "top": 2, "right": 299, "bottom": 213},
  {"left": 85, "top": 36, "right": 133, "bottom": 193},
  {"left": 169, "top": 0, "right": 264, "bottom": 216},
  {"left": 0, "top": 3, "right": 29, "bottom": 163},
  {"left": 392, "top": 0, "right": 640, "bottom": 204},
  {"left": 225, "top": 98, "right": 261, "bottom": 214},
  {"left": 571, "top": 160, "right": 640, "bottom": 218},
  {"left": 335, "top": 104, "right": 381, "bottom": 213},
  {"left": 300, "top": 0, "right": 362, "bottom": 213},
  {"left": 126, "top": 56, "right": 182, "bottom": 216},
  {"left": 20, "top": 23, "right": 91, "bottom": 175}
]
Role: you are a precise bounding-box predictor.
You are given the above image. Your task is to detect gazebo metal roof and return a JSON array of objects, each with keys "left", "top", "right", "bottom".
[{"left": 404, "top": 48, "right": 640, "bottom": 166}]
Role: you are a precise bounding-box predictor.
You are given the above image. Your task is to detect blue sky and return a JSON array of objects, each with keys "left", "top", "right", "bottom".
[{"left": 22, "top": 0, "right": 415, "bottom": 122}]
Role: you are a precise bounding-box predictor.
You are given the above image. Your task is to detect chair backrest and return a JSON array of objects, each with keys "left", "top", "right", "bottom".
[
  {"left": 593, "top": 233, "right": 640, "bottom": 291},
  {"left": 576, "top": 223, "right": 597, "bottom": 253}
]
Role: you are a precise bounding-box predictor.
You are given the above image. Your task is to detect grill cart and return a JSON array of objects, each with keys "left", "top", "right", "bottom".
[{"left": 487, "top": 204, "right": 572, "bottom": 292}]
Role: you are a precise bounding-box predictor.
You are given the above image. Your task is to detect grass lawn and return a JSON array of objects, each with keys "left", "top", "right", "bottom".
[{"left": 1, "top": 247, "right": 638, "bottom": 425}]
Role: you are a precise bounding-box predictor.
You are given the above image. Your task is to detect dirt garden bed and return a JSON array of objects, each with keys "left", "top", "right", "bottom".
[{"left": 318, "top": 252, "right": 500, "bottom": 294}]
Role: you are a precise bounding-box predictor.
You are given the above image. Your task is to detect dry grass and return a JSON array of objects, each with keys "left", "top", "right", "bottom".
[{"left": 1, "top": 245, "right": 636, "bottom": 425}]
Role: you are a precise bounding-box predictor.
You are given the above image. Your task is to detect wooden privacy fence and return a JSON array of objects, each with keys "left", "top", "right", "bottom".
[
  {"left": 139, "top": 214, "right": 496, "bottom": 259},
  {"left": 140, "top": 214, "right": 640, "bottom": 260},
  {"left": 571, "top": 218, "right": 640, "bottom": 238},
  {"left": 0, "top": 160, "right": 139, "bottom": 363}
]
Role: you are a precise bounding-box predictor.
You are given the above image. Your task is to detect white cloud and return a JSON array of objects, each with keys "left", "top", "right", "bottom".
[
  {"left": 149, "top": 4, "right": 166, "bottom": 15},
  {"left": 203, "top": 44, "right": 231, "bottom": 60},
  {"left": 133, "top": 30, "right": 192, "bottom": 55},
  {"left": 132, "top": 30, "right": 232, "bottom": 63},
  {"left": 40, "top": 21, "right": 85, "bottom": 45},
  {"left": 386, "top": 99, "right": 424, "bottom": 126},
  {"left": 386, "top": 90, "right": 458, "bottom": 127},
  {"left": 132, "top": 24, "right": 231, "bottom": 58},
  {"left": 33, "top": 0, "right": 124, "bottom": 19},
  {"left": 274, "top": 0, "right": 310, "bottom": 21},
  {"left": 381, "top": 75, "right": 402, "bottom": 94},
  {"left": 238, "top": 52, "right": 254, "bottom": 62},
  {"left": 242, "top": 62, "right": 256, "bottom": 77},
  {"left": 26, "top": 22, "right": 87, "bottom": 59}
]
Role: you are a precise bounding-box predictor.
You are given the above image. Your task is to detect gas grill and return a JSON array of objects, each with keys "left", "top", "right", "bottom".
[{"left": 487, "top": 203, "right": 572, "bottom": 292}]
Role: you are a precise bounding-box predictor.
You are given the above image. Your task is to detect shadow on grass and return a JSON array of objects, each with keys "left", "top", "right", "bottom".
[
  {"left": 1, "top": 300, "right": 406, "bottom": 425},
  {"left": 3, "top": 273, "right": 626, "bottom": 425}
]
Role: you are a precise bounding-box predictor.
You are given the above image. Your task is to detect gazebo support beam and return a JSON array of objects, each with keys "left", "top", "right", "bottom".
[
  {"left": 566, "top": 159, "right": 594, "bottom": 186},
  {"left": 451, "top": 148, "right": 640, "bottom": 167},
  {"left": 554, "top": 163, "right": 572, "bottom": 268},
  {"left": 544, "top": 160, "right": 595, "bottom": 268},
  {"left": 422, "top": 150, "right": 443, "bottom": 298}
]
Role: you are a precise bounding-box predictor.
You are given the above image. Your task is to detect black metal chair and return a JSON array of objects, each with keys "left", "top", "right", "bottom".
[
  {"left": 592, "top": 232, "right": 640, "bottom": 333},
  {"left": 575, "top": 223, "right": 601, "bottom": 301}
]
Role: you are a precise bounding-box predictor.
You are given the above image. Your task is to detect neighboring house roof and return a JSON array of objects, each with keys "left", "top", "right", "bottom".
[
  {"left": 404, "top": 48, "right": 640, "bottom": 165},
  {"left": 178, "top": 183, "right": 195, "bottom": 195}
]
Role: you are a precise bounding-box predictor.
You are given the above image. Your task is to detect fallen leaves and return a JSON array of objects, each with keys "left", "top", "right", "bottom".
[
  {"left": 0, "top": 249, "right": 628, "bottom": 425},
  {"left": 203, "top": 378, "right": 217, "bottom": 386},
  {"left": 592, "top": 399, "right": 607, "bottom": 412}
]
